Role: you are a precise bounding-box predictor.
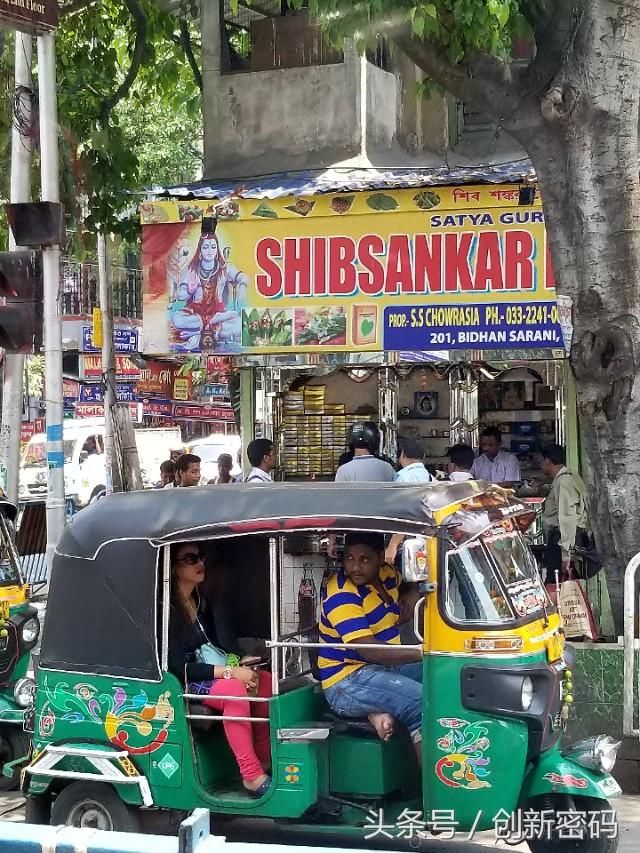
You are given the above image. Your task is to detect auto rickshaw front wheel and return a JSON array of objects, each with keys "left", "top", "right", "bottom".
[
  {"left": 526, "top": 795, "right": 618, "bottom": 853},
  {"left": 50, "top": 781, "right": 141, "bottom": 832},
  {"left": 0, "top": 726, "right": 29, "bottom": 791}
]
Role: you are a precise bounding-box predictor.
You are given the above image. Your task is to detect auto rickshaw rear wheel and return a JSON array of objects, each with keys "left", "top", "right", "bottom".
[
  {"left": 0, "top": 727, "right": 29, "bottom": 791},
  {"left": 526, "top": 795, "right": 618, "bottom": 853},
  {"left": 50, "top": 781, "right": 141, "bottom": 832}
]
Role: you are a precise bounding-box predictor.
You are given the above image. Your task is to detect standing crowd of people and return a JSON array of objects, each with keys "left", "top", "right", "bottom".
[{"left": 158, "top": 419, "right": 590, "bottom": 585}]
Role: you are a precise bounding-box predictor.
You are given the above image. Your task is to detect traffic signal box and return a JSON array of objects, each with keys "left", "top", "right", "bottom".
[{"left": 0, "top": 251, "right": 43, "bottom": 352}]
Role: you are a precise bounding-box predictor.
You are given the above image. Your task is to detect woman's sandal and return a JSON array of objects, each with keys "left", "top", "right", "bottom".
[{"left": 244, "top": 775, "right": 272, "bottom": 799}]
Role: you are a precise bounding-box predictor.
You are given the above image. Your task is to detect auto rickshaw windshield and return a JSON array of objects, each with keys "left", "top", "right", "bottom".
[{"left": 445, "top": 524, "right": 549, "bottom": 625}]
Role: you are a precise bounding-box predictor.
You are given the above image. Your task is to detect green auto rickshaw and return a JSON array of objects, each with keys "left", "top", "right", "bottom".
[
  {"left": 0, "top": 492, "right": 40, "bottom": 789},
  {"left": 23, "top": 482, "right": 621, "bottom": 851}
]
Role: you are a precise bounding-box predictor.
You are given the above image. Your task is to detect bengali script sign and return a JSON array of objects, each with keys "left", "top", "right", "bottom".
[
  {"left": 142, "top": 185, "right": 561, "bottom": 355},
  {"left": 75, "top": 401, "right": 141, "bottom": 422},
  {"left": 173, "top": 403, "right": 235, "bottom": 422}
]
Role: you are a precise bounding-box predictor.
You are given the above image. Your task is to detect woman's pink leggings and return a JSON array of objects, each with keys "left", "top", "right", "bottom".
[{"left": 203, "top": 670, "right": 272, "bottom": 782}]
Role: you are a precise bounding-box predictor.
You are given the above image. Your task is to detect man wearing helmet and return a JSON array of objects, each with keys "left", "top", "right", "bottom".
[{"left": 335, "top": 422, "right": 395, "bottom": 483}]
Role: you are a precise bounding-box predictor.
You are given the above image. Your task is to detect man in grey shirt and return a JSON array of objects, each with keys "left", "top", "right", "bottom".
[{"left": 335, "top": 422, "right": 395, "bottom": 482}]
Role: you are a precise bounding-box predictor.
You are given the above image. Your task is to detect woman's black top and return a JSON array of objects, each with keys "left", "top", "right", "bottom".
[{"left": 168, "top": 596, "right": 226, "bottom": 683}]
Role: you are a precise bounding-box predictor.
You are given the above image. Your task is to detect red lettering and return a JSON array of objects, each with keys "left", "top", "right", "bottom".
[
  {"left": 545, "top": 239, "right": 556, "bottom": 289},
  {"left": 444, "top": 233, "right": 474, "bottom": 292},
  {"left": 504, "top": 230, "right": 534, "bottom": 289},
  {"left": 255, "top": 238, "right": 283, "bottom": 297},
  {"left": 283, "top": 237, "right": 311, "bottom": 296},
  {"left": 414, "top": 234, "right": 442, "bottom": 293},
  {"left": 357, "top": 235, "right": 385, "bottom": 295},
  {"left": 384, "top": 235, "right": 413, "bottom": 294},
  {"left": 329, "top": 237, "right": 356, "bottom": 294},
  {"left": 313, "top": 237, "right": 327, "bottom": 295},
  {"left": 474, "top": 232, "right": 504, "bottom": 291}
]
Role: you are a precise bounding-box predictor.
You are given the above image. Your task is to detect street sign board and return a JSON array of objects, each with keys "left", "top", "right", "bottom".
[{"left": 0, "top": 0, "right": 58, "bottom": 34}]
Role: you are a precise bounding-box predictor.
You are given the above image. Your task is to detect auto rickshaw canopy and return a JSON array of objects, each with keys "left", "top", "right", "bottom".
[{"left": 40, "top": 480, "right": 524, "bottom": 681}]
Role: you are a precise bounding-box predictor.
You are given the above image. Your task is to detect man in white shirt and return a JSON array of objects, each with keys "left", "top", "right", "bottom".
[
  {"left": 335, "top": 422, "right": 395, "bottom": 483},
  {"left": 395, "top": 437, "right": 433, "bottom": 483},
  {"left": 246, "top": 439, "right": 277, "bottom": 483},
  {"left": 447, "top": 444, "right": 475, "bottom": 482},
  {"left": 471, "top": 427, "right": 521, "bottom": 487}
]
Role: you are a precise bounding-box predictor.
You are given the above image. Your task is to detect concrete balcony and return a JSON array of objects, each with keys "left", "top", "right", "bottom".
[{"left": 202, "top": 6, "right": 397, "bottom": 178}]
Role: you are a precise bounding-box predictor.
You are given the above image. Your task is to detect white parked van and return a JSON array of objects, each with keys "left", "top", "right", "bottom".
[
  {"left": 19, "top": 419, "right": 182, "bottom": 508},
  {"left": 187, "top": 434, "right": 242, "bottom": 483}
]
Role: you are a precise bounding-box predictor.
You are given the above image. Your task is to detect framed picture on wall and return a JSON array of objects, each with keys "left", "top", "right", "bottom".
[
  {"left": 501, "top": 381, "right": 526, "bottom": 410},
  {"left": 479, "top": 382, "right": 502, "bottom": 412},
  {"left": 535, "top": 384, "right": 556, "bottom": 408},
  {"left": 413, "top": 391, "right": 439, "bottom": 419}
]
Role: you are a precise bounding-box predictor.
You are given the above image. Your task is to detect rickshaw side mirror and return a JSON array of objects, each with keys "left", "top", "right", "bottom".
[{"left": 402, "top": 536, "right": 430, "bottom": 582}]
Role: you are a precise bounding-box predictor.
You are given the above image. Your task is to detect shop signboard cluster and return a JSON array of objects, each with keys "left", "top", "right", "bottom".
[{"left": 141, "top": 184, "right": 563, "bottom": 356}]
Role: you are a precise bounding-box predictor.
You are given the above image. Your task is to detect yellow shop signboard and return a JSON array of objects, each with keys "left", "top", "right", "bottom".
[{"left": 141, "top": 185, "right": 562, "bottom": 356}]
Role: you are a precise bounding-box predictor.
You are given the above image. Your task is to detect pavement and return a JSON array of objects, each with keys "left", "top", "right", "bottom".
[{"left": 0, "top": 792, "right": 638, "bottom": 850}]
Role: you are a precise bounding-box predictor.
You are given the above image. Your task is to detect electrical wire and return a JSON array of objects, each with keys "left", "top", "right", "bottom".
[{"left": 12, "top": 83, "right": 37, "bottom": 150}]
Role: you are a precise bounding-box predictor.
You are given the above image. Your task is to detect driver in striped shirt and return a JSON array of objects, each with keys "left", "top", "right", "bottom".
[{"left": 318, "top": 532, "right": 424, "bottom": 765}]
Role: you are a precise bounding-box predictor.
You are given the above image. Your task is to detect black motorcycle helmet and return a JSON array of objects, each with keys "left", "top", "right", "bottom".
[{"left": 347, "top": 421, "right": 380, "bottom": 454}]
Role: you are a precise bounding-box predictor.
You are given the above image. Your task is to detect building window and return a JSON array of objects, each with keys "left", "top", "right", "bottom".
[{"left": 221, "top": 0, "right": 343, "bottom": 74}]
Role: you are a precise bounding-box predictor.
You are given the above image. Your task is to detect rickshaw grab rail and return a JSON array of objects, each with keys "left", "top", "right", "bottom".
[
  {"left": 266, "top": 640, "right": 423, "bottom": 650},
  {"left": 623, "top": 551, "right": 640, "bottom": 737}
]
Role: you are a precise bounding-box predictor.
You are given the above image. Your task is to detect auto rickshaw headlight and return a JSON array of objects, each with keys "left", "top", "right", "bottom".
[
  {"left": 595, "top": 735, "right": 621, "bottom": 772},
  {"left": 21, "top": 617, "right": 39, "bottom": 645},
  {"left": 13, "top": 677, "right": 36, "bottom": 708},
  {"left": 563, "top": 735, "right": 621, "bottom": 773},
  {"left": 521, "top": 676, "right": 534, "bottom": 711}
]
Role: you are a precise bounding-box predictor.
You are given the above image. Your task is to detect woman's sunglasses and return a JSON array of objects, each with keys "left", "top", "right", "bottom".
[{"left": 177, "top": 552, "right": 204, "bottom": 565}]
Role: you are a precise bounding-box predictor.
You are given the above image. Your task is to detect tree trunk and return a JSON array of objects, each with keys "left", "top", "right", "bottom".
[
  {"left": 395, "top": 0, "right": 640, "bottom": 630},
  {"left": 506, "top": 1, "right": 640, "bottom": 632}
]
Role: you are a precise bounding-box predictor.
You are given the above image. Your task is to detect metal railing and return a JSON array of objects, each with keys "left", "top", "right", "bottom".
[
  {"left": 623, "top": 552, "right": 640, "bottom": 737},
  {"left": 61, "top": 259, "right": 142, "bottom": 319},
  {"left": 2, "top": 808, "right": 378, "bottom": 852}
]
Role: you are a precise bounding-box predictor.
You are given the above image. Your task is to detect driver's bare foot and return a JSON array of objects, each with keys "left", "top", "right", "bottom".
[{"left": 368, "top": 712, "right": 395, "bottom": 741}]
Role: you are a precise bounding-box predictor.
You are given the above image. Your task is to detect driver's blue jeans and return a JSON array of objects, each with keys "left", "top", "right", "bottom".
[{"left": 323, "top": 662, "right": 423, "bottom": 740}]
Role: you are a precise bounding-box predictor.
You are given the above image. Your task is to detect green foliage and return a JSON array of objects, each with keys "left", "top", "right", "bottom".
[
  {"left": 54, "top": 0, "right": 202, "bottom": 247},
  {"left": 26, "top": 355, "right": 44, "bottom": 398},
  {"left": 287, "top": 0, "right": 526, "bottom": 64}
]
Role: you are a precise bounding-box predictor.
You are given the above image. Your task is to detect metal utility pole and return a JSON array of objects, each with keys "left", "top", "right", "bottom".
[
  {"left": 98, "top": 232, "right": 121, "bottom": 494},
  {"left": 0, "top": 33, "right": 33, "bottom": 502},
  {"left": 38, "top": 32, "right": 65, "bottom": 568}
]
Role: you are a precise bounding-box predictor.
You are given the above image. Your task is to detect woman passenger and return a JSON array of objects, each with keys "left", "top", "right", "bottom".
[{"left": 168, "top": 542, "right": 272, "bottom": 797}]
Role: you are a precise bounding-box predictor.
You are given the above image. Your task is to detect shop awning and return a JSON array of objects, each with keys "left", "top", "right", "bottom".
[{"left": 149, "top": 160, "right": 536, "bottom": 200}]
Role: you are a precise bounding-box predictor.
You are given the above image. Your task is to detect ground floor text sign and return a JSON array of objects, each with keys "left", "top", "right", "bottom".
[{"left": 0, "top": 0, "right": 57, "bottom": 33}]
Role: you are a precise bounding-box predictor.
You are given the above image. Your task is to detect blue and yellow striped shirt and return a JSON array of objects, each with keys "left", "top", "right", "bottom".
[{"left": 318, "top": 563, "right": 401, "bottom": 689}]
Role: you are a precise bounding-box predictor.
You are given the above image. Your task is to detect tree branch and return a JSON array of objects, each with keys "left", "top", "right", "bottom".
[
  {"left": 519, "top": 0, "right": 585, "bottom": 105},
  {"left": 390, "top": 25, "right": 524, "bottom": 120},
  {"left": 59, "top": 0, "right": 99, "bottom": 15},
  {"left": 99, "top": 0, "right": 148, "bottom": 125},
  {"left": 179, "top": 19, "right": 202, "bottom": 93}
]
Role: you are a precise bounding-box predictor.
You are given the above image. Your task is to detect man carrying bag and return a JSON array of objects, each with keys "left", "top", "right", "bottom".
[{"left": 541, "top": 444, "right": 600, "bottom": 640}]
